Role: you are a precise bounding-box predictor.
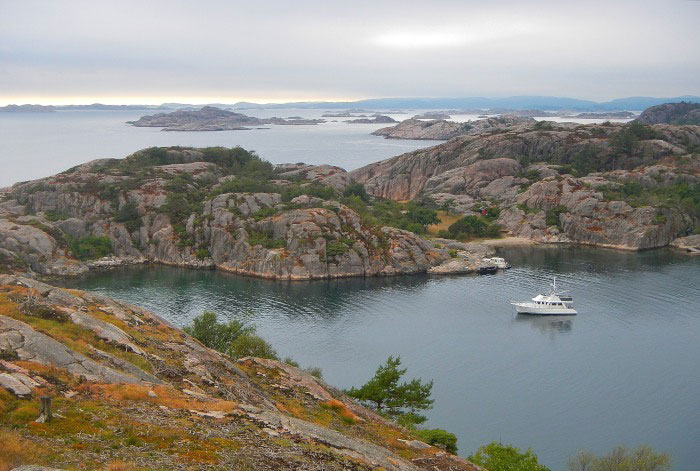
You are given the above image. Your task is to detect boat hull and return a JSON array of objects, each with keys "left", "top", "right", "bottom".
[{"left": 512, "top": 303, "right": 577, "bottom": 315}]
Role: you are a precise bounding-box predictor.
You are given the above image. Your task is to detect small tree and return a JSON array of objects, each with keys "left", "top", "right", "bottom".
[
  {"left": 468, "top": 442, "right": 551, "bottom": 471},
  {"left": 346, "top": 356, "right": 433, "bottom": 425}
]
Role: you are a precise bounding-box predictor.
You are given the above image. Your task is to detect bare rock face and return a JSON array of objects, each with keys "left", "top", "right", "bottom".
[
  {"left": 636, "top": 102, "right": 700, "bottom": 125},
  {"left": 497, "top": 176, "right": 691, "bottom": 249},
  {"left": 354, "top": 120, "right": 700, "bottom": 250},
  {"left": 0, "top": 148, "right": 450, "bottom": 278},
  {"left": 372, "top": 116, "right": 535, "bottom": 140},
  {"left": 275, "top": 163, "right": 351, "bottom": 190},
  {"left": 670, "top": 234, "right": 700, "bottom": 253}
]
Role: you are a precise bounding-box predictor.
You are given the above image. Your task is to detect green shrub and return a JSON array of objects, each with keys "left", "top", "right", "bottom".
[
  {"left": 195, "top": 247, "right": 210, "bottom": 260},
  {"left": 415, "top": 429, "right": 458, "bottom": 454},
  {"left": 567, "top": 445, "right": 670, "bottom": 471},
  {"left": 280, "top": 182, "right": 336, "bottom": 202},
  {"left": 447, "top": 215, "right": 501, "bottom": 240},
  {"left": 69, "top": 236, "right": 113, "bottom": 260},
  {"left": 252, "top": 207, "right": 278, "bottom": 221},
  {"left": 305, "top": 367, "right": 323, "bottom": 379},
  {"left": 468, "top": 442, "right": 550, "bottom": 471},
  {"left": 44, "top": 209, "right": 68, "bottom": 221},
  {"left": 326, "top": 240, "right": 350, "bottom": 257},
  {"left": 114, "top": 202, "right": 142, "bottom": 232},
  {"left": 545, "top": 205, "right": 568, "bottom": 229},
  {"left": 183, "top": 311, "right": 254, "bottom": 352},
  {"left": 229, "top": 333, "right": 279, "bottom": 360},
  {"left": 343, "top": 182, "right": 370, "bottom": 202},
  {"left": 247, "top": 228, "right": 286, "bottom": 249},
  {"left": 283, "top": 357, "right": 300, "bottom": 367}
]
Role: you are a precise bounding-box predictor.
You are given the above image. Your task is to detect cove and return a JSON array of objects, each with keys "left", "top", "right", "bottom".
[{"left": 56, "top": 245, "right": 700, "bottom": 471}]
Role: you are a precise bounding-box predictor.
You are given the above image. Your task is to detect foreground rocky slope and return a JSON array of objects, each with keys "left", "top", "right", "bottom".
[
  {"left": 0, "top": 274, "right": 481, "bottom": 470},
  {"left": 354, "top": 117, "right": 700, "bottom": 250},
  {"left": 0, "top": 147, "right": 457, "bottom": 278},
  {"left": 128, "top": 106, "right": 323, "bottom": 131}
]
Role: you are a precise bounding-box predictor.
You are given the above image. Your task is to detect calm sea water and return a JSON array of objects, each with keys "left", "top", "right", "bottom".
[
  {"left": 57, "top": 246, "right": 700, "bottom": 471},
  {"left": 0, "top": 109, "right": 440, "bottom": 187},
  {"left": 0, "top": 109, "right": 632, "bottom": 188}
]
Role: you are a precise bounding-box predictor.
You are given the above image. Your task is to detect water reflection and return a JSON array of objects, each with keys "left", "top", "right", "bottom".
[
  {"left": 56, "top": 266, "right": 437, "bottom": 325},
  {"left": 514, "top": 313, "right": 574, "bottom": 334}
]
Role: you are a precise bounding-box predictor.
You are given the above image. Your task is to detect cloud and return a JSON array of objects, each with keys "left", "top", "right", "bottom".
[{"left": 0, "top": 0, "right": 698, "bottom": 103}]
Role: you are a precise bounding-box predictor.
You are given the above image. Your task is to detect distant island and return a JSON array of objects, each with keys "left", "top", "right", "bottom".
[
  {"left": 372, "top": 116, "right": 534, "bottom": 140},
  {"left": 345, "top": 114, "right": 396, "bottom": 124},
  {"left": 413, "top": 112, "right": 452, "bottom": 120},
  {"left": 128, "top": 106, "right": 324, "bottom": 131},
  {"left": 567, "top": 111, "right": 637, "bottom": 119},
  {"left": 0, "top": 104, "right": 55, "bottom": 112}
]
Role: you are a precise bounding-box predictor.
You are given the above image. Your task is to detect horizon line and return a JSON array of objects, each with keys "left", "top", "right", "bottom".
[{"left": 1, "top": 94, "right": 700, "bottom": 108}]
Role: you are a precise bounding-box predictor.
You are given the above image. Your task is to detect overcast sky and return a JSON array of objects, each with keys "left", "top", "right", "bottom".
[{"left": 1, "top": 0, "right": 698, "bottom": 105}]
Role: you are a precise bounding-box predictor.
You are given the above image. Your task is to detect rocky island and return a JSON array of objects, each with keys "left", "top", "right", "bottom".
[
  {"left": 128, "top": 106, "right": 324, "bottom": 131},
  {"left": 0, "top": 146, "right": 498, "bottom": 278},
  {"left": 345, "top": 114, "right": 397, "bottom": 124},
  {"left": 635, "top": 101, "right": 700, "bottom": 125},
  {"left": 567, "top": 111, "right": 637, "bottom": 119},
  {"left": 355, "top": 107, "right": 699, "bottom": 250},
  {"left": 412, "top": 112, "right": 452, "bottom": 120},
  {"left": 372, "top": 116, "right": 534, "bottom": 140}
]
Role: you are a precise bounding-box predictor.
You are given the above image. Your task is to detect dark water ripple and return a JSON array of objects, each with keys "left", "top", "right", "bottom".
[{"left": 57, "top": 246, "right": 700, "bottom": 471}]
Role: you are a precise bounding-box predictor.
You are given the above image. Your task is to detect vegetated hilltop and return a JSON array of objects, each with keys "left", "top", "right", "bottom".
[
  {"left": 353, "top": 117, "right": 700, "bottom": 250},
  {"left": 373, "top": 116, "right": 534, "bottom": 140},
  {"left": 0, "top": 274, "right": 481, "bottom": 470},
  {"left": 128, "top": 106, "right": 323, "bottom": 131},
  {"left": 635, "top": 102, "right": 700, "bottom": 125},
  {"left": 0, "top": 146, "right": 478, "bottom": 278}
]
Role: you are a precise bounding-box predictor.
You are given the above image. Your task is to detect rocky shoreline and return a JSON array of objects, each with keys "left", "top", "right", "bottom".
[{"left": 0, "top": 147, "right": 499, "bottom": 280}]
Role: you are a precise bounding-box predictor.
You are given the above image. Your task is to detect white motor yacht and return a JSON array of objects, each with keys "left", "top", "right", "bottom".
[{"left": 511, "top": 277, "right": 577, "bottom": 315}]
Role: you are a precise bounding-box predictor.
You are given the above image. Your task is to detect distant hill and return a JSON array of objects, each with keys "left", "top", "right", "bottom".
[
  {"left": 4, "top": 96, "right": 700, "bottom": 112},
  {"left": 232, "top": 95, "right": 700, "bottom": 111}
]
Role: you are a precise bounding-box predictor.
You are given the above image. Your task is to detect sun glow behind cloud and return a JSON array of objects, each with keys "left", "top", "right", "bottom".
[{"left": 371, "top": 22, "right": 537, "bottom": 50}]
